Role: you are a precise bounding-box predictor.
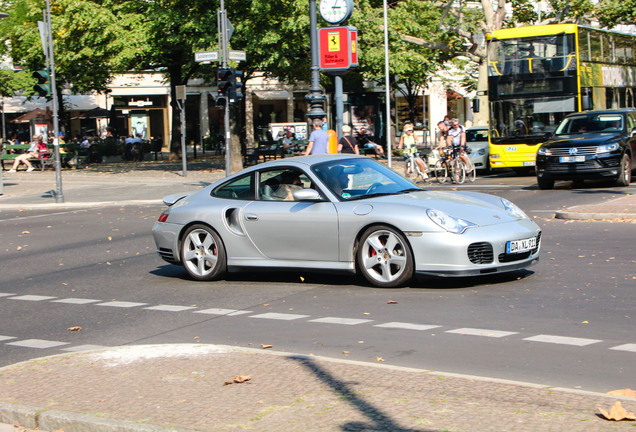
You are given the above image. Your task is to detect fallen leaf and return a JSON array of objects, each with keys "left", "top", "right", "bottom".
[
  {"left": 343, "top": 351, "right": 349, "bottom": 354},
  {"left": 67, "top": 326, "right": 82, "bottom": 331},
  {"left": 387, "top": 300, "right": 398, "bottom": 304},
  {"left": 261, "top": 344, "right": 273, "bottom": 349},
  {"left": 223, "top": 375, "right": 251, "bottom": 386},
  {"left": 608, "top": 389, "right": 636, "bottom": 398},
  {"left": 598, "top": 401, "right": 636, "bottom": 421},
  {"left": 21, "top": 230, "right": 30, "bottom": 234},
  {"left": 376, "top": 357, "right": 384, "bottom": 362},
  {"left": 300, "top": 276, "right": 305, "bottom": 282},
  {"left": 108, "top": 236, "right": 112, "bottom": 241},
  {"left": 581, "top": 321, "right": 589, "bottom": 324}
]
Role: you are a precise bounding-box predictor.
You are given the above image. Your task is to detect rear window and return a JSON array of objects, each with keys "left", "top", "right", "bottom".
[{"left": 466, "top": 129, "right": 488, "bottom": 142}]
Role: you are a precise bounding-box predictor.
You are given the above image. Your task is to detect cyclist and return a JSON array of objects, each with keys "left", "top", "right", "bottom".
[
  {"left": 398, "top": 124, "right": 428, "bottom": 180},
  {"left": 446, "top": 118, "right": 473, "bottom": 173}
]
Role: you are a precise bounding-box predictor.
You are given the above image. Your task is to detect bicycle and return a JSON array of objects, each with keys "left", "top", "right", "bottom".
[
  {"left": 403, "top": 150, "right": 429, "bottom": 183},
  {"left": 432, "top": 146, "right": 466, "bottom": 184}
]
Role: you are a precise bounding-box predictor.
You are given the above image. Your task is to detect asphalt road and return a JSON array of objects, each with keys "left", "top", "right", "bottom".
[{"left": 0, "top": 176, "right": 634, "bottom": 394}]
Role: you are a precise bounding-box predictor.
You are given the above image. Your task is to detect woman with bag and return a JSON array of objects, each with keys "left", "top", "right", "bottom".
[{"left": 337, "top": 125, "right": 359, "bottom": 155}]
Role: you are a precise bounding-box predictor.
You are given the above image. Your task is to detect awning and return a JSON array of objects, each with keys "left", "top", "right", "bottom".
[
  {"left": 252, "top": 90, "right": 292, "bottom": 100},
  {"left": 10, "top": 108, "right": 51, "bottom": 123}
]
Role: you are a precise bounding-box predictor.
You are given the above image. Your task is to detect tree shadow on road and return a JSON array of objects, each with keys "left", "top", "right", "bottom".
[{"left": 291, "top": 355, "right": 435, "bottom": 432}]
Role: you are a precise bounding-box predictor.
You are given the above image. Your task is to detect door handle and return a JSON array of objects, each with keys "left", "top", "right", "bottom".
[{"left": 245, "top": 213, "right": 259, "bottom": 221}]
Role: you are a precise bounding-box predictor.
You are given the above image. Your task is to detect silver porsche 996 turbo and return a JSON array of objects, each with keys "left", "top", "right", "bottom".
[{"left": 152, "top": 155, "right": 541, "bottom": 288}]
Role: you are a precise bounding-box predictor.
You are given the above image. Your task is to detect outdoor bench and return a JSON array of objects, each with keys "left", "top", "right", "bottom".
[{"left": 1, "top": 143, "right": 87, "bottom": 171}]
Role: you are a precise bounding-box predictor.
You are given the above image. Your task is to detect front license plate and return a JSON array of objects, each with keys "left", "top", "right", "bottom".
[
  {"left": 559, "top": 156, "right": 585, "bottom": 163},
  {"left": 523, "top": 161, "right": 535, "bottom": 167},
  {"left": 506, "top": 236, "right": 537, "bottom": 254}
]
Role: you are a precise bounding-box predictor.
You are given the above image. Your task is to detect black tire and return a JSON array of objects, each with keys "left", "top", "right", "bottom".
[
  {"left": 356, "top": 225, "right": 414, "bottom": 288},
  {"left": 433, "top": 160, "right": 447, "bottom": 184},
  {"left": 537, "top": 176, "right": 554, "bottom": 190},
  {"left": 616, "top": 154, "right": 632, "bottom": 187},
  {"left": 181, "top": 224, "right": 227, "bottom": 281}
]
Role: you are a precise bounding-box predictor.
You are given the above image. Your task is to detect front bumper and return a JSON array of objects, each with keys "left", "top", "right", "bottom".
[
  {"left": 536, "top": 154, "right": 622, "bottom": 180},
  {"left": 410, "top": 219, "right": 541, "bottom": 277}
]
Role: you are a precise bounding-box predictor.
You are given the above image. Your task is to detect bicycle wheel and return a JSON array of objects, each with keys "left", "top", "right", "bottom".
[
  {"left": 404, "top": 158, "right": 414, "bottom": 178},
  {"left": 466, "top": 158, "right": 476, "bottom": 182},
  {"left": 433, "top": 160, "right": 448, "bottom": 184},
  {"left": 451, "top": 159, "right": 466, "bottom": 184}
]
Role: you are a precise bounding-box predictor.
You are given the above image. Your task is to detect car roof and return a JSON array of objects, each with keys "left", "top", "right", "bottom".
[
  {"left": 566, "top": 109, "right": 635, "bottom": 117},
  {"left": 467, "top": 126, "right": 488, "bottom": 130}
]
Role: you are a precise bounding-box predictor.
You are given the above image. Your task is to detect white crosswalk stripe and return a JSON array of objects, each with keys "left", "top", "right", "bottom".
[
  {"left": 609, "top": 344, "right": 636, "bottom": 353},
  {"left": 309, "top": 317, "right": 373, "bottom": 325},
  {"left": 446, "top": 328, "right": 518, "bottom": 338},
  {"left": 523, "top": 334, "right": 602, "bottom": 346},
  {"left": 7, "top": 339, "right": 69, "bottom": 349},
  {"left": 144, "top": 305, "right": 197, "bottom": 312},
  {"left": 194, "top": 308, "right": 252, "bottom": 315},
  {"left": 0, "top": 335, "right": 17, "bottom": 342},
  {"left": 52, "top": 298, "right": 101, "bottom": 304},
  {"left": 374, "top": 322, "right": 441, "bottom": 331},
  {"left": 97, "top": 301, "right": 148, "bottom": 308},
  {"left": 9, "top": 295, "right": 57, "bottom": 301},
  {"left": 250, "top": 313, "right": 310, "bottom": 320}
]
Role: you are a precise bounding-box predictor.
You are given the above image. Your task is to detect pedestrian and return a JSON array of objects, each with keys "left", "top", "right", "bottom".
[
  {"left": 337, "top": 125, "right": 359, "bottom": 155},
  {"left": 303, "top": 118, "right": 330, "bottom": 155},
  {"left": 7, "top": 135, "right": 47, "bottom": 173}
]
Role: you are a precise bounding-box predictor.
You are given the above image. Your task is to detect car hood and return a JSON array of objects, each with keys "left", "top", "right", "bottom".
[
  {"left": 368, "top": 190, "right": 522, "bottom": 226},
  {"left": 544, "top": 133, "right": 620, "bottom": 148}
]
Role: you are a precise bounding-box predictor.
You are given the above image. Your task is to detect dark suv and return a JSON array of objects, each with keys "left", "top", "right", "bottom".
[{"left": 535, "top": 109, "right": 635, "bottom": 189}]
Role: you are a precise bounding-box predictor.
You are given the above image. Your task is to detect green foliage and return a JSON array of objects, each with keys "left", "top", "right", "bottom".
[
  {"left": 595, "top": 0, "right": 636, "bottom": 27},
  {"left": 0, "top": 68, "right": 35, "bottom": 97}
]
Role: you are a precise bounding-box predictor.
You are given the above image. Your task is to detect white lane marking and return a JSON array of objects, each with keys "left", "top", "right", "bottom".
[
  {"left": 52, "top": 298, "right": 101, "bottom": 304},
  {"left": 446, "top": 328, "right": 518, "bottom": 338},
  {"left": 194, "top": 308, "right": 252, "bottom": 316},
  {"left": 9, "top": 295, "right": 57, "bottom": 301},
  {"left": 0, "top": 335, "right": 17, "bottom": 341},
  {"left": 62, "top": 344, "right": 110, "bottom": 352},
  {"left": 7, "top": 339, "right": 69, "bottom": 349},
  {"left": 0, "top": 293, "right": 16, "bottom": 297},
  {"left": 97, "top": 301, "right": 148, "bottom": 308},
  {"left": 309, "top": 317, "right": 373, "bottom": 325},
  {"left": 249, "top": 313, "right": 310, "bottom": 321},
  {"left": 144, "top": 305, "right": 197, "bottom": 312},
  {"left": 609, "top": 344, "right": 636, "bottom": 353},
  {"left": 375, "top": 322, "right": 441, "bottom": 331},
  {"left": 523, "top": 334, "right": 602, "bottom": 346}
]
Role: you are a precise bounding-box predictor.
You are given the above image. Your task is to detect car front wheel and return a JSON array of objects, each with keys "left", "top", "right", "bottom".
[
  {"left": 357, "top": 225, "right": 413, "bottom": 288},
  {"left": 616, "top": 154, "right": 632, "bottom": 187},
  {"left": 181, "top": 224, "right": 226, "bottom": 281},
  {"left": 537, "top": 176, "right": 554, "bottom": 190}
]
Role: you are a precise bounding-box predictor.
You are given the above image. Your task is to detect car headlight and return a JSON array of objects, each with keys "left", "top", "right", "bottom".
[
  {"left": 597, "top": 143, "right": 619, "bottom": 154},
  {"left": 537, "top": 147, "right": 552, "bottom": 156},
  {"left": 501, "top": 198, "right": 529, "bottom": 219},
  {"left": 427, "top": 209, "right": 476, "bottom": 234},
  {"left": 476, "top": 148, "right": 486, "bottom": 156}
]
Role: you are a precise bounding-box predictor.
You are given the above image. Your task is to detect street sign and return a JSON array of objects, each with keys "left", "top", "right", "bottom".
[
  {"left": 318, "top": 26, "right": 358, "bottom": 74},
  {"left": 195, "top": 51, "right": 219, "bottom": 63},
  {"left": 228, "top": 50, "right": 246, "bottom": 62}
]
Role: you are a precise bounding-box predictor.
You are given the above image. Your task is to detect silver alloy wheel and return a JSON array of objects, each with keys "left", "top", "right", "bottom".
[
  {"left": 617, "top": 154, "right": 632, "bottom": 186},
  {"left": 358, "top": 227, "right": 413, "bottom": 287},
  {"left": 181, "top": 225, "right": 226, "bottom": 280}
]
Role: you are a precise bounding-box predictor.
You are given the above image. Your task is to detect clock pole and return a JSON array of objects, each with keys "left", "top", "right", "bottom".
[{"left": 306, "top": 0, "right": 327, "bottom": 119}]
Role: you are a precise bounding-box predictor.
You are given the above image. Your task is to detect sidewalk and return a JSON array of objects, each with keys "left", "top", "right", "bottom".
[
  {"left": 0, "top": 344, "right": 635, "bottom": 432},
  {"left": 1, "top": 161, "right": 635, "bottom": 432}
]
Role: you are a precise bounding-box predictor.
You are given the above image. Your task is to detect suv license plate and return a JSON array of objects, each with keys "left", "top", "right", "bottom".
[
  {"left": 559, "top": 156, "right": 585, "bottom": 163},
  {"left": 506, "top": 237, "right": 537, "bottom": 254}
]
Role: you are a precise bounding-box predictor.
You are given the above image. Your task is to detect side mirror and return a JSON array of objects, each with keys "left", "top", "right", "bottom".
[
  {"left": 293, "top": 188, "right": 323, "bottom": 202},
  {"left": 631, "top": 127, "right": 636, "bottom": 138},
  {"left": 543, "top": 132, "right": 553, "bottom": 140}
]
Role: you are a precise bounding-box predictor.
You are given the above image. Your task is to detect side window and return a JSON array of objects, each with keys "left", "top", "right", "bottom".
[
  {"left": 259, "top": 168, "right": 311, "bottom": 201},
  {"left": 212, "top": 173, "right": 255, "bottom": 200}
]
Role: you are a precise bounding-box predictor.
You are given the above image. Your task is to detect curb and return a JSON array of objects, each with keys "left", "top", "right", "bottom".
[
  {"left": 554, "top": 211, "right": 636, "bottom": 220},
  {"left": 0, "top": 199, "right": 163, "bottom": 210},
  {"left": 1, "top": 344, "right": 633, "bottom": 432}
]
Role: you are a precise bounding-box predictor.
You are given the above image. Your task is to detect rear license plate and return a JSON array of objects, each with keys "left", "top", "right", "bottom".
[
  {"left": 559, "top": 156, "right": 585, "bottom": 163},
  {"left": 506, "top": 236, "right": 537, "bottom": 254}
]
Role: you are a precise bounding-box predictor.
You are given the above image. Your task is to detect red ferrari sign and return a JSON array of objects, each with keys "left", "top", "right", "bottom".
[{"left": 319, "top": 26, "right": 358, "bottom": 74}]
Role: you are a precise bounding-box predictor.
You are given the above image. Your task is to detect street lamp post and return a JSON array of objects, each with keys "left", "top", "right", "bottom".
[{"left": 306, "top": 0, "right": 327, "bottom": 119}]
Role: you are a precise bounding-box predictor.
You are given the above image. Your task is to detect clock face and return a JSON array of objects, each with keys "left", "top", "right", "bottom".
[{"left": 319, "top": 0, "right": 353, "bottom": 24}]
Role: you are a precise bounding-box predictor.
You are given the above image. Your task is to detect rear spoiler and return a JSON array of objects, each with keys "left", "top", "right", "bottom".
[{"left": 162, "top": 192, "right": 193, "bottom": 206}]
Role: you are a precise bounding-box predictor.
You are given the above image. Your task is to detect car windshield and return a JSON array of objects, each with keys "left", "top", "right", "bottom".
[
  {"left": 312, "top": 157, "right": 419, "bottom": 201},
  {"left": 555, "top": 114, "right": 624, "bottom": 135}
]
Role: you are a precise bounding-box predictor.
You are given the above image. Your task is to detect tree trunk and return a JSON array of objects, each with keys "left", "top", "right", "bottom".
[{"left": 167, "top": 65, "right": 184, "bottom": 161}]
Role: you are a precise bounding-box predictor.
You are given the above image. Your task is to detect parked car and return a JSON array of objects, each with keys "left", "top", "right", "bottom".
[
  {"left": 535, "top": 109, "right": 636, "bottom": 189},
  {"left": 465, "top": 126, "right": 490, "bottom": 172},
  {"left": 153, "top": 155, "right": 541, "bottom": 288}
]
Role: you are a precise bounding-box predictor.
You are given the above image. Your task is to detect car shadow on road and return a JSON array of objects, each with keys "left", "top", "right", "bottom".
[
  {"left": 291, "top": 355, "right": 433, "bottom": 432},
  {"left": 414, "top": 269, "right": 535, "bottom": 289}
]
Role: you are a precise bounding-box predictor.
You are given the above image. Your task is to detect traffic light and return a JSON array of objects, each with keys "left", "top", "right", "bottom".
[
  {"left": 228, "top": 69, "right": 244, "bottom": 104},
  {"left": 33, "top": 69, "right": 51, "bottom": 97},
  {"left": 216, "top": 67, "right": 232, "bottom": 108}
]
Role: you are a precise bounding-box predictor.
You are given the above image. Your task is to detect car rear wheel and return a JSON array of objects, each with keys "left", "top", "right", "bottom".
[
  {"left": 537, "top": 176, "right": 554, "bottom": 190},
  {"left": 357, "top": 225, "right": 413, "bottom": 288},
  {"left": 181, "top": 224, "right": 226, "bottom": 281},
  {"left": 616, "top": 154, "right": 632, "bottom": 187}
]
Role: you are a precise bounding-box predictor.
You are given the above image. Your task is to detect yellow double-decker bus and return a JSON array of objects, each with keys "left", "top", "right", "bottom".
[{"left": 486, "top": 24, "right": 636, "bottom": 173}]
